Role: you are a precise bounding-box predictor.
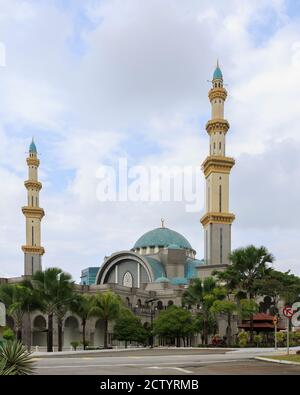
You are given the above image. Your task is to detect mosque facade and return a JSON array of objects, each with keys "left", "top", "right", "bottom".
[{"left": 0, "top": 64, "right": 236, "bottom": 349}]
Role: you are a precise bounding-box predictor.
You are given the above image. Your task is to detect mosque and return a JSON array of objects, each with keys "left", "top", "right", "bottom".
[{"left": 0, "top": 63, "right": 236, "bottom": 348}]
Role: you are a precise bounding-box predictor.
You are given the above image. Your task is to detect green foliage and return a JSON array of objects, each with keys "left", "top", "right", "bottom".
[
  {"left": 237, "top": 331, "right": 249, "bottom": 348},
  {"left": 211, "top": 300, "right": 236, "bottom": 315},
  {"left": 113, "top": 308, "right": 148, "bottom": 345},
  {"left": 153, "top": 306, "right": 194, "bottom": 340},
  {"left": 182, "top": 277, "right": 225, "bottom": 344},
  {"left": 32, "top": 268, "right": 75, "bottom": 351},
  {"left": 0, "top": 341, "right": 35, "bottom": 375},
  {"left": 2, "top": 328, "right": 15, "bottom": 342},
  {"left": 89, "top": 291, "right": 121, "bottom": 348},
  {"left": 238, "top": 299, "right": 259, "bottom": 320},
  {"left": 0, "top": 283, "right": 40, "bottom": 340},
  {"left": 216, "top": 245, "right": 274, "bottom": 299},
  {"left": 70, "top": 341, "right": 80, "bottom": 350},
  {"left": 276, "top": 331, "right": 286, "bottom": 346},
  {"left": 253, "top": 334, "right": 263, "bottom": 347}
]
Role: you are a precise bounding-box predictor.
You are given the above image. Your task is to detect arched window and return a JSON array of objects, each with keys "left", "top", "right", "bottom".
[
  {"left": 123, "top": 272, "right": 133, "bottom": 288},
  {"left": 219, "top": 185, "right": 222, "bottom": 212}
]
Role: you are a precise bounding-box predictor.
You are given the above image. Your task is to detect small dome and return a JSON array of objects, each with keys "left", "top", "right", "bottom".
[
  {"left": 134, "top": 227, "right": 192, "bottom": 250},
  {"left": 213, "top": 65, "right": 223, "bottom": 81},
  {"left": 170, "top": 277, "right": 189, "bottom": 286},
  {"left": 29, "top": 139, "right": 37, "bottom": 154},
  {"left": 155, "top": 277, "right": 170, "bottom": 283}
]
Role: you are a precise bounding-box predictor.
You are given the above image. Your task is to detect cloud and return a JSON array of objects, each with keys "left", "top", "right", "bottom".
[{"left": 0, "top": 0, "right": 300, "bottom": 281}]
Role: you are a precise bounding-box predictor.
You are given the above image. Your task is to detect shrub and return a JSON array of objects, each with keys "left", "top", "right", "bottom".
[
  {"left": 70, "top": 341, "right": 80, "bottom": 351},
  {"left": 0, "top": 341, "right": 35, "bottom": 375},
  {"left": 2, "top": 328, "right": 15, "bottom": 342},
  {"left": 237, "top": 331, "right": 248, "bottom": 348},
  {"left": 276, "top": 331, "right": 286, "bottom": 346},
  {"left": 253, "top": 334, "right": 263, "bottom": 347}
]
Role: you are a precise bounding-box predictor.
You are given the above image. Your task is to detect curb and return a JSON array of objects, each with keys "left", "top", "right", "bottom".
[{"left": 255, "top": 356, "right": 300, "bottom": 366}]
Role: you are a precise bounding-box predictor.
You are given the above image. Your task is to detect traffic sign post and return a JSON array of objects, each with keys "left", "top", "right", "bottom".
[
  {"left": 283, "top": 306, "right": 295, "bottom": 355},
  {"left": 273, "top": 316, "right": 278, "bottom": 350}
]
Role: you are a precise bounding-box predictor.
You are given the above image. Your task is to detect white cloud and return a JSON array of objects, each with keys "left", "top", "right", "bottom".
[{"left": 0, "top": 0, "right": 300, "bottom": 281}]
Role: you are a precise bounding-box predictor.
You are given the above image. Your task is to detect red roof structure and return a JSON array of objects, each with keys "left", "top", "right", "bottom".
[{"left": 238, "top": 313, "right": 286, "bottom": 332}]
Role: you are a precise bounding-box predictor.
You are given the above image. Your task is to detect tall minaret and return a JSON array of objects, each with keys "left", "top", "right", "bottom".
[
  {"left": 200, "top": 62, "right": 235, "bottom": 268},
  {"left": 22, "top": 139, "right": 45, "bottom": 276}
]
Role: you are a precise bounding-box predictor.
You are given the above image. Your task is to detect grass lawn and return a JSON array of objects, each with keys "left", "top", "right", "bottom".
[{"left": 265, "top": 354, "right": 300, "bottom": 363}]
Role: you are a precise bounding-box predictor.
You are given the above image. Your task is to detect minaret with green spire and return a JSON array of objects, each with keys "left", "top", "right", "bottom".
[
  {"left": 22, "top": 139, "right": 45, "bottom": 276},
  {"left": 200, "top": 62, "right": 235, "bottom": 268}
]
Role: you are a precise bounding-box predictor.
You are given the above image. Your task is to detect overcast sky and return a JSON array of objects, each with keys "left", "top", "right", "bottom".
[{"left": 0, "top": 0, "right": 300, "bottom": 281}]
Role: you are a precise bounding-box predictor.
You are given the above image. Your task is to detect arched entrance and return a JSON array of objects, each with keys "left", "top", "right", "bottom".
[
  {"left": 94, "top": 319, "right": 105, "bottom": 347},
  {"left": 32, "top": 315, "right": 47, "bottom": 347},
  {"left": 64, "top": 316, "right": 80, "bottom": 347}
]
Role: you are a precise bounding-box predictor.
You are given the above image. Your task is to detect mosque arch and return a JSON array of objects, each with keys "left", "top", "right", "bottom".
[
  {"left": 96, "top": 251, "right": 154, "bottom": 286},
  {"left": 32, "top": 315, "right": 47, "bottom": 347},
  {"left": 64, "top": 316, "right": 80, "bottom": 348},
  {"left": 94, "top": 319, "right": 105, "bottom": 347}
]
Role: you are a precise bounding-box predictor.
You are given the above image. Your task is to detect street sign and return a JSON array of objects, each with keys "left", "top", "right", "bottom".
[{"left": 283, "top": 306, "right": 295, "bottom": 318}]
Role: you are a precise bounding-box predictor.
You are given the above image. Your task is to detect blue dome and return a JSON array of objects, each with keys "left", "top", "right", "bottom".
[
  {"left": 134, "top": 227, "right": 192, "bottom": 250},
  {"left": 155, "top": 277, "right": 170, "bottom": 283},
  {"left": 29, "top": 140, "right": 37, "bottom": 154},
  {"left": 170, "top": 277, "right": 189, "bottom": 286},
  {"left": 213, "top": 65, "right": 223, "bottom": 80}
]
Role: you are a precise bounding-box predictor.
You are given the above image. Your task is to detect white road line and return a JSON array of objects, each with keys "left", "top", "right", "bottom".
[{"left": 171, "top": 367, "right": 193, "bottom": 374}]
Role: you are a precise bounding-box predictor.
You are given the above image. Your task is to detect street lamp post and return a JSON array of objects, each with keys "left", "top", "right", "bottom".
[{"left": 146, "top": 298, "right": 158, "bottom": 348}]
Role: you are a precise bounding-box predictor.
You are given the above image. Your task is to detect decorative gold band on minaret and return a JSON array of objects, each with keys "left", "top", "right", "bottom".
[
  {"left": 202, "top": 155, "right": 235, "bottom": 177},
  {"left": 205, "top": 119, "right": 230, "bottom": 135}
]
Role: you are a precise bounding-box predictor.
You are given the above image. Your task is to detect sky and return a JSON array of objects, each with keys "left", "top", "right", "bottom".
[{"left": 0, "top": 0, "right": 300, "bottom": 281}]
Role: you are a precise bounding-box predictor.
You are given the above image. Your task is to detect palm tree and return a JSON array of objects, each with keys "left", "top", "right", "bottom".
[
  {"left": 0, "top": 284, "right": 36, "bottom": 342},
  {"left": 70, "top": 294, "right": 95, "bottom": 350},
  {"left": 183, "top": 277, "right": 225, "bottom": 345},
  {"left": 89, "top": 292, "right": 121, "bottom": 349},
  {"left": 32, "top": 268, "right": 75, "bottom": 352},
  {"left": 223, "top": 245, "right": 274, "bottom": 342}
]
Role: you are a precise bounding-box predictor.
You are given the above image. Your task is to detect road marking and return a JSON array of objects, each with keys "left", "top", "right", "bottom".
[
  {"left": 146, "top": 366, "right": 193, "bottom": 374},
  {"left": 172, "top": 367, "right": 193, "bottom": 374}
]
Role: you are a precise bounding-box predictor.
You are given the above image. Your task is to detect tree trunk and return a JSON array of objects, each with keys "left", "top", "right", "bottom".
[
  {"left": 16, "top": 327, "right": 22, "bottom": 342},
  {"left": 104, "top": 320, "right": 108, "bottom": 349},
  {"left": 82, "top": 320, "right": 86, "bottom": 350},
  {"left": 125, "top": 341, "right": 127, "bottom": 349},
  {"left": 249, "top": 313, "right": 254, "bottom": 344},
  {"left": 58, "top": 318, "right": 63, "bottom": 352},
  {"left": 203, "top": 318, "right": 208, "bottom": 345},
  {"left": 47, "top": 313, "right": 53, "bottom": 352},
  {"left": 226, "top": 313, "right": 232, "bottom": 346}
]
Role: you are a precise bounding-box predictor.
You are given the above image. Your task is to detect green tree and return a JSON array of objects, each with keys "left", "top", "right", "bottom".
[
  {"left": 70, "top": 294, "right": 96, "bottom": 350},
  {"left": 182, "top": 277, "right": 225, "bottom": 345},
  {"left": 153, "top": 305, "right": 194, "bottom": 347},
  {"left": 0, "top": 284, "right": 38, "bottom": 342},
  {"left": 89, "top": 291, "right": 121, "bottom": 349},
  {"left": 32, "top": 268, "right": 75, "bottom": 352},
  {"left": 113, "top": 308, "right": 148, "bottom": 347},
  {"left": 210, "top": 300, "right": 237, "bottom": 346},
  {"left": 254, "top": 270, "right": 300, "bottom": 307},
  {"left": 216, "top": 245, "right": 274, "bottom": 342}
]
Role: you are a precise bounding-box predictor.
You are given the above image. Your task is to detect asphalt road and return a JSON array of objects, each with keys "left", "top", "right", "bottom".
[{"left": 33, "top": 349, "right": 300, "bottom": 375}]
